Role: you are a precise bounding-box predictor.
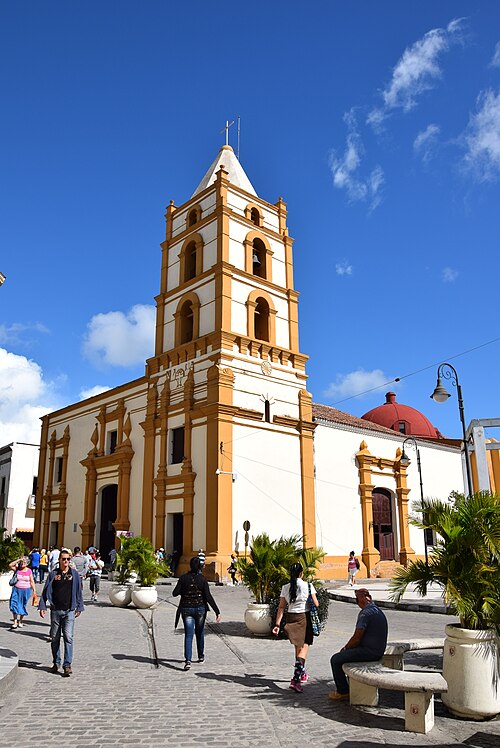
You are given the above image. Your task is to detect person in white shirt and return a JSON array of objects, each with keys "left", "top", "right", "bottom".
[
  {"left": 48, "top": 546, "right": 60, "bottom": 573},
  {"left": 88, "top": 552, "right": 104, "bottom": 602},
  {"left": 273, "top": 562, "right": 319, "bottom": 693}
]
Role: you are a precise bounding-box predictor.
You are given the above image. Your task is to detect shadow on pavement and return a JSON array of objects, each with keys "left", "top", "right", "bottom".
[
  {"left": 112, "top": 652, "right": 186, "bottom": 671},
  {"left": 195, "top": 671, "right": 407, "bottom": 731}
]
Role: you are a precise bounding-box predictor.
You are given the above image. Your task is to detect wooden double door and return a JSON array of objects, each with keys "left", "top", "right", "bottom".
[{"left": 372, "top": 489, "right": 395, "bottom": 561}]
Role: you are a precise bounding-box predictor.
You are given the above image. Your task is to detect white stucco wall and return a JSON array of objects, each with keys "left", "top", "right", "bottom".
[
  {"left": 0, "top": 443, "right": 39, "bottom": 536},
  {"left": 313, "top": 422, "right": 464, "bottom": 559},
  {"left": 231, "top": 423, "right": 303, "bottom": 548}
]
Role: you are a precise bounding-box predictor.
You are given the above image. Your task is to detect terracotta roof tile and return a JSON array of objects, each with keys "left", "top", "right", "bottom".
[{"left": 312, "top": 402, "right": 399, "bottom": 435}]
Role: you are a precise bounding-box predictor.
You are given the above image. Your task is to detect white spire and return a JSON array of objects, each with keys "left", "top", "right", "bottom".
[{"left": 191, "top": 145, "right": 256, "bottom": 197}]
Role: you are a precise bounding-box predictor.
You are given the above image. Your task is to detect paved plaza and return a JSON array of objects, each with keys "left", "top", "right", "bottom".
[{"left": 0, "top": 579, "right": 499, "bottom": 748}]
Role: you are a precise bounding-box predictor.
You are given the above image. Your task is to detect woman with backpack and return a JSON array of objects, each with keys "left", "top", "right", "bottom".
[
  {"left": 347, "top": 550, "right": 360, "bottom": 586},
  {"left": 272, "top": 563, "right": 319, "bottom": 693},
  {"left": 173, "top": 557, "right": 221, "bottom": 671}
]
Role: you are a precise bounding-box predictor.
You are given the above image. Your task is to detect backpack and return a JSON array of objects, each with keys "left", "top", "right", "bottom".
[{"left": 355, "top": 557, "right": 360, "bottom": 570}]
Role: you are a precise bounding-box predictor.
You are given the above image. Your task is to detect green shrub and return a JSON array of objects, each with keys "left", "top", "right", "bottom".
[
  {"left": 0, "top": 530, "right": 27, "bottom": 573},
  {"left": 116, "top": 535, "right": 170, "bottom": 586}
]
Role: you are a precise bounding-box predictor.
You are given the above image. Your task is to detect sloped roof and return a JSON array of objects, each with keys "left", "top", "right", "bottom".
[
  {"left": 312, "top": 403, "right": 399, "bottom": 436},
  {"left": 192, "top": 145, "right": 256, "bottom": 197}
]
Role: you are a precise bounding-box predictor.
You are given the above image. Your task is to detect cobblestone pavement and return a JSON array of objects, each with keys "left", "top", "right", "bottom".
[{"left": 0, "top": 579, "right": 499, "bottom": 747}]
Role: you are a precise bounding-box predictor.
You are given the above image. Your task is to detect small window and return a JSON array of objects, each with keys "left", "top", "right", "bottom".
[
  {"left": 188, "top": 209, "right": 198, "bottom": 227},
  {"left": 250, "top": 207, "right": 261, "bottom": 226},
  {"left": 32, "top": 476, "right": 38, "bottom": 495},
  {"left": 264, "top": 400, "right": 271, "bottom": 423},
  {"left": 254, "top": 297, "right": 270, "bottom": 342},
  {"left": 184, "top": 241, "right": 197, "bottom": 282},
  {"left": 252, "top": 238, "right": 266, "bottom": 279},
  {"left": 171, "top": 427, "right": 185, "bottom": 464},
  {"left": 56, "top": 457, "right": 63, "bottom": 483},
  {"left": 108, "top": 430, "right": 118, "bottom": 455},
  {"left": 398, "top": 422, "right": 406, "bottom": 434},
  {"left": 1, "top": 476, "right": 6, "bottom": 495},
  {"left": 180, "top": 300, "right": 194, "bottom": 343}
]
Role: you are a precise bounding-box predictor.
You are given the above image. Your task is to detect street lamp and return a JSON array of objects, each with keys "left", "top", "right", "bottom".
[
  {"left": 400, "top": 437, "right": 428, "bottom": 565},
  {"left": 430, "top": 362, "right": 473, "bottom": 497}
]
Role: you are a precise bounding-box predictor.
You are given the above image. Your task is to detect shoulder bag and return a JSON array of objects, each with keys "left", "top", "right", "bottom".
[
  {"left": 307, "top": 582, "right": 321, "bottom": 636},
  {"left": 9, "top": 572, "right": 18, "bottom": 587}
]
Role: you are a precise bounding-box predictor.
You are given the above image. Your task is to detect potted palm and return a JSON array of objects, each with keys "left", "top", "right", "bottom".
[
  {"left": 390, "top": 491, "right": 500, "bottom": 719},
  {"left": 0, "top": 529, "right": 27, "bottom": 601},
  {"left": 126, "top": 536, "right": 170, "bottom": 609},
  {"left": 108, "top": 538, "right": 135, "bottom": 607},
  {"left": 238, "top": 533, "right": 326, "bottom": 636}
]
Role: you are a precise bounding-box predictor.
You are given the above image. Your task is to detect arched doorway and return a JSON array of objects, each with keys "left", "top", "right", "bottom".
[
  {"left": 99, "top": 484, "right": 117, "bottom": 562},
  {"left": 372, "top": 488, "right": 394, "bottom": 561}
]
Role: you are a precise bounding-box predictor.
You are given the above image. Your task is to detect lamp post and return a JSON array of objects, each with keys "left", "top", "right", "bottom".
[
  {"left": 430, "top": 362, "right": 473, "bottom": 497},
  {"left": 400, "top": 437, "right": 428, "bottom": 565}
]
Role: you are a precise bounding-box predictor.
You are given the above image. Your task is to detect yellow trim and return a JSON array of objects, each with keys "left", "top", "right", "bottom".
[
  {"left": 244, "top": 202, "right": 263, "bottom": 227},
  {"left": 33, "top": 416, "right": 49, "bottom": 547},
  {"left": 174, "top": 292, "right": 201, "bottom": 347},
  {"left": 178, "top": 232, "right": 205, "bottom": 284},
  {"left": 298, "top": 390, "right": 317, "bottom": 547},
  {"left": 185, "top": 204, "right": 202, "bottom": 229},
  {"left": 243, "top": 229, "right": 273, "bottom": 282},
  {"left": 246, "top": 289, "right": 277, "bottom": 345},
  {"left": 355, "top": 441, "right": 415, "bottom": 576}
]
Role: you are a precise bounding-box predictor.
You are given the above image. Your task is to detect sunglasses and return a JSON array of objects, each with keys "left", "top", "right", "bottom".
[{"left": 60, "top": 557, "right": 71, "bottom": 561}]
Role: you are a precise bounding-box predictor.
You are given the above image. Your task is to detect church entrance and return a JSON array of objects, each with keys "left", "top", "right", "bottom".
[
  {"left": 99, "top": 484, "right": 117, "bottom": 562},
  {"left": 372, "top": 488, "right": 394, "bottom": 561}
]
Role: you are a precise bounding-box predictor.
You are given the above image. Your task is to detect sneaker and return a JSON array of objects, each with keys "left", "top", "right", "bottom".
[
  {"left": 289, "top": 679, "right": 303, "bottom": 693},
  {"left": 17, "top": 622, "right": 23, "bottom": 628},
  {"left": 300, "top": 671, "right": 308, "bottom": 683},
  {"left": 10, "top": 621, "right": 18, "bottom": 630},
  {"left": 50, "top": 664, "right": 59, "bottom": 674},
  {"left": 183, "top": 662, "right": 191, "bottom": 671},
  {"left": 198, "top": 656, "right": 205, "bottom": 663},
  {"left": 62, "top": 666, "right": 72, "bottom": 677},
  {"left": 328, "top": 691, "right": 349, "bottom": 701}
]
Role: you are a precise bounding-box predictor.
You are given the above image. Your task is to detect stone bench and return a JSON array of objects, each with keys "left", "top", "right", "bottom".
[
  {"left": 343, "top": 662, "right": 448, "bottom": 734},
  {"left": 383, "top": 638, "right": 444, "bottom": 670},
  {"left": 0, "top": 648, "right": 18, "bottom": 698}
]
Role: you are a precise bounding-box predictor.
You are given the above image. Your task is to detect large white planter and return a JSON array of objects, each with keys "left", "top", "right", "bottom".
[
  {"left": 108, "top": 584, "right": 133, "bottom": 607},
  {"left": 131, "top": 586, "right": 158, "bottom": 609},
  {"left": 244, "top": 602, "right": 272, "bottom": 636},
  {"left": 0, "top": 572, "right": 13, "bottom": 602},
  {"left": 442, "top": 623, "right": 500, "bottom": 719}
]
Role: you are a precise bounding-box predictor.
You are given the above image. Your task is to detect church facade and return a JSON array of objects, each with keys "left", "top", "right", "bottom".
[{"left": 33, "top": 146, "right": 463, "bottom": 578}]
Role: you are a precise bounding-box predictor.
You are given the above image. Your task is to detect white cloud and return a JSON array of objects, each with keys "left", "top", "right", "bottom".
[
  {"left": 335, "top": 260, "right": 353, "bottom": 276},
  {"left": 323, "top": 369, "right": 395, "bottom": 400},
  {"left": 463, "top": 89, "right": 500, "bottom": 181},
  {"left": 490, "top": 42, "right": 500, "bottom": 68},
  {"left": 82, "top": 304, "right": 155, "bottom": 368},
  {"left": 329, "top": 110, "right": 384, "bottom": 211},
  {"left": 0, "top": 348, "right": 56, "bottom": 444},
  {"left": 368, "top": 18, "right": 465, "bottom": 127},
  {"left": 0, "top": 322, "right": 49, "bottom": 346},
  {"left": 413, "top": 123, "right": 441, "bottom": 161},
  {"left": 79, "top": 385, "right": 112, "bottom": 401},
  {"left": 442, "top": 267, "right": 458, "bottom": 282}
]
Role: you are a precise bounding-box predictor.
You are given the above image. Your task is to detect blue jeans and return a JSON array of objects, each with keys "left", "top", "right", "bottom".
[
  {"left": 330, "top": 646, "right": 382, "bottom": 694},
  {"left": 181, "top": 606, "right": 206, "bottom": 663},
  {"left": 50, "top": 609, "right": 75, "bottom": 668}
]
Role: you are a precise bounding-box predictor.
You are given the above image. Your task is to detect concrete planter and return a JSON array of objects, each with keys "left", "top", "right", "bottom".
[
  {"left": 131, "top": 586, "right": 158, "bottom": 609},
  {"left": 244, "top": 602, "right": 272, "bottom": 636},
  {"left": 108, "top": 584, "right": 133, "bottom": 607},
  {"left": 0, "top": 572, "right": 14, "bottom": 602},
  {"left": 442, "top": 623, "right": 500, "bottom": 719}
]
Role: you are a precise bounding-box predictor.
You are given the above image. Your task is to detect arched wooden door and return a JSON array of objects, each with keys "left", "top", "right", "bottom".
[{"left": 372, "top": 488, "right": 394, "bottom": 561}]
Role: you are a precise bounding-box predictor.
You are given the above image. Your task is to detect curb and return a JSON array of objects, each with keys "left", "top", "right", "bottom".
[
  {"left": 0, "top": 648, "right": 18, "bottom": 698},
  {"left": 328, "top": 591, "right": 451, "bottom": 615}
]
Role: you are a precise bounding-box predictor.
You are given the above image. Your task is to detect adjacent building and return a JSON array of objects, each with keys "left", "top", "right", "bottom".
[{"left": 0, "top": 442, "right": 39, "bottom": 546}]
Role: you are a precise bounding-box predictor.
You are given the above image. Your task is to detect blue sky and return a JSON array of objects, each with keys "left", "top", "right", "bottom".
[{"left": 1, "top": 1, "right": 499, "bottom": 444}]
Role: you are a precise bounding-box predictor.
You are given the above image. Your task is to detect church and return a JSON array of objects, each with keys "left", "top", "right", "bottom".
[{"left": 33, "top": 145, "right": 464, "bottom": 579}]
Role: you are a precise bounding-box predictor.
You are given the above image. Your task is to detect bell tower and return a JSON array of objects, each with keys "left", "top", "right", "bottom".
[{"left": 145, "top": 145, "right": 316, "bottom": 576}]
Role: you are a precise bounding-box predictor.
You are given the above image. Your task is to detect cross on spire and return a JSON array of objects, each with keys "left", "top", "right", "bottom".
[{"left": 220, "top": 119, "right": 234, "bottom": 146}]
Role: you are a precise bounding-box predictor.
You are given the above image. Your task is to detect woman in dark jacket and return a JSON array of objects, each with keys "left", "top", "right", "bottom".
[{"left": 173, "top": 557, "right": 221, "bottom": 670}]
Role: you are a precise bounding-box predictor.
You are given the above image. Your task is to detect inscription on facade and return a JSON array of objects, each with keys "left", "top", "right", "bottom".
[{"left": 166, "top": 361, "right": 194, "bottom": 389}]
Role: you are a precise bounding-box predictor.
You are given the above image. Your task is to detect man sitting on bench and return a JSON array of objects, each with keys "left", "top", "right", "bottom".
[{"left": 329, "top": 587, "right": 388, "bottom": 701}]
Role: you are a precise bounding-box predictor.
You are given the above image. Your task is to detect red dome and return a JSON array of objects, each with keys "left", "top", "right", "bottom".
[{"left": 361, "top": 392, "right": 442, "bottom": 439}]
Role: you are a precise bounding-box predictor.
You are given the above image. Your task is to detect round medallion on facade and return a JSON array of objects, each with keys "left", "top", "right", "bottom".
[{"left": 261, "top": 361, "right": 272, "bottom": 376}]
